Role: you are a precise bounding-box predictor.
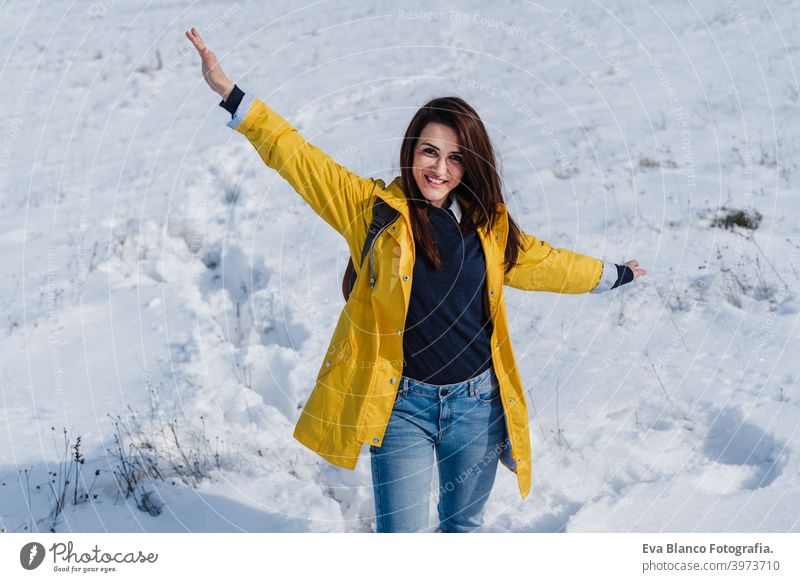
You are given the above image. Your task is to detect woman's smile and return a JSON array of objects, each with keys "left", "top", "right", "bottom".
[{"left": 423, "top": 173, "right": 448, "bottom": 187}]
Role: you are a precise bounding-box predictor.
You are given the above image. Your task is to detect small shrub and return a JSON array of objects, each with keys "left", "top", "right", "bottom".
[
  {"left": 107, "top": 411, "right": 164, "bottom": 517},
  {"left": 711, "top": 206, "right": 762, "bottom": 230},
  {"left": 638, "top": 157, "right": 678, "bottom": 169},
  {"left": 106, "top": 405, "right": 234, "bottom": 516}
]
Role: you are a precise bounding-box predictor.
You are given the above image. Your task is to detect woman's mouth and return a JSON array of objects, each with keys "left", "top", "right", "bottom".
[{"left": 424, "top": 174, "right": 448, "bottom": 188}]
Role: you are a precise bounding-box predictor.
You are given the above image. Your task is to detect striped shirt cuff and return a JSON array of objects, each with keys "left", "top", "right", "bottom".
[{"left": 224, "top": 88, "right": 256, "bottom": 130}]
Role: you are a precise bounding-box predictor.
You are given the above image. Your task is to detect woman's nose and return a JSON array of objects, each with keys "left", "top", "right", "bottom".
[{"left": 434, "top": 156, "right": 448, "bottom": 175}]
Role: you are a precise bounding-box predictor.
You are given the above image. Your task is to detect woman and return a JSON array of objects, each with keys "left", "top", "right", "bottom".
[{"left": 187, "top": 28, "right": 646, "bottom": 533}]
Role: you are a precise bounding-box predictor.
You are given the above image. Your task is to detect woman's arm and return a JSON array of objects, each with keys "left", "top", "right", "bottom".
[
  {"left": 186, "top": 27, "right": 379, "bottom": 239},
  {"left": 503, "top": 229, "right": 646, "bottom": 293}
]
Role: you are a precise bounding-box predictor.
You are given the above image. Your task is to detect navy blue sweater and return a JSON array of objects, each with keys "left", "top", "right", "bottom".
[{"left": 401, "top": 200, "right": 494, "bottom": 385}]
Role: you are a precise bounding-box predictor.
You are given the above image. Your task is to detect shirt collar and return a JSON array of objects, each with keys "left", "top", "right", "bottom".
[{"left": 447, "top": 193, "right": 462, "bottom": 224}]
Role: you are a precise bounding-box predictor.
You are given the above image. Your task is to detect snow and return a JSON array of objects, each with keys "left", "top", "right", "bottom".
[{"left": 1, "top": 0, "right": 798, "bottom": 532}]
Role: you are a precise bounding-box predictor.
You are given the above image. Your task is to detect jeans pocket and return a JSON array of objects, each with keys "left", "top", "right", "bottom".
[{"left": 473, "top": 382, "right": 500, "bottom": 403}]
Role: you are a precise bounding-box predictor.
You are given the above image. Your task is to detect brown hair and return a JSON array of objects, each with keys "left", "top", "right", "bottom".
[{"left": 399, "top": 96, "right": 523, "bottom": 273}]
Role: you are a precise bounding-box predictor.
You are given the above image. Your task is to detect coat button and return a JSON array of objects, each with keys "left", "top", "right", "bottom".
[
  {"left": 402, "top": 275, "right": 409, "bottom": 281},
  {"left": 495, "top": 341, "right": 500, "bottom": 348},
  {"left": 489, "top": 289, "right": 495, "bottom": 295},
  {"left": 396, "top": 329, "right": 402, "bottom": 335},
  {"left": 373, "top": 437, "right": 380, "bottom": 444},
  {"left": 509, "top": 398, "right": 515, "bottom": 404},
  {"left": 389, "top": 377, "right": 396, "bottom": 384},
  {"left": 495, "top": 235, "right": 499, "bottom": 241},
  {"left": 391, "top": 226, "right": 396, "bottom": 231},
  {"left": 325, "top": 360, "right": 331, "bottom": 367}
]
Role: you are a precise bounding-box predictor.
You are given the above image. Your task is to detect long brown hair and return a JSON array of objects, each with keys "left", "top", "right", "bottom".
[{"left": 399, "top": 96, "right": 523, "bottom": 273}]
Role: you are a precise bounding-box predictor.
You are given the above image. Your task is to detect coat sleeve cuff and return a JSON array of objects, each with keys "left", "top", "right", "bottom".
[
  {"left": 611, "top": 264, "right": 635, "bottom": 289},
  {"left": 225, "top": 88, "right": 256, "bottom": 130},
  {"left": 219, "top": 84, "right": 244, "bottom": 116},
  {"left": 589, "top": 260, "right": 620, "bottom": 294}
]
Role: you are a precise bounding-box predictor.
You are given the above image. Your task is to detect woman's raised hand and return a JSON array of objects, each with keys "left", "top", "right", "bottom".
[{"left": 186, "top": 27, "right": 234, "bottom": 100}]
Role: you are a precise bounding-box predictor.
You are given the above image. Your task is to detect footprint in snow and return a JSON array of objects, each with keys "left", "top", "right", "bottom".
[{"left": 701, "top": 407, "right": 784, "bottom": 491}]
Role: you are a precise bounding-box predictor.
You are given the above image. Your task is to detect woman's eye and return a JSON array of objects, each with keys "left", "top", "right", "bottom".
[
  {"left": 450, "top": 156, "right": 463, "bottom": 164},
  {"left": 423, "top": 147, "right": 437, "bottom": 156}
]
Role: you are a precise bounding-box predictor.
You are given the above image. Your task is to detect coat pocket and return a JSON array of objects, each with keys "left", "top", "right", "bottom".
[{"left": 317, "top": 334, "right": 355, "bottom": 382}]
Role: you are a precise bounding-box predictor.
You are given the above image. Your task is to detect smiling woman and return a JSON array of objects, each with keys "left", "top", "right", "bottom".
[{"left": 186, "top": 25, "right": 646, "bottom": 534}]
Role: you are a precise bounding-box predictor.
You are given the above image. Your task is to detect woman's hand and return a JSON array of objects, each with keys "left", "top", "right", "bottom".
[
  {"left": 625, "top": 260, "right": 647, "bottom": 279},
  {"left": 185, "top": 27, "right": 234, "bottom": 100}
]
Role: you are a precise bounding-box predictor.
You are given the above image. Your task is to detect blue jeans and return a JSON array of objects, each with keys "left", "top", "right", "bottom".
[{"left": 369, "top": 366, "right": 510, "bottom": 533}]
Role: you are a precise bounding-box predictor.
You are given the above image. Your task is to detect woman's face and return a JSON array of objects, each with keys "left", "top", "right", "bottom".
[{"left": 412, "top": 122, "right": 465, "bottom": 208}]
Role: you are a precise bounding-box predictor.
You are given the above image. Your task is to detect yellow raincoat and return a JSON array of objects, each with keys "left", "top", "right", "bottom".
[{"left": 231, "top": 98, "right": 605, "bottom": 500}]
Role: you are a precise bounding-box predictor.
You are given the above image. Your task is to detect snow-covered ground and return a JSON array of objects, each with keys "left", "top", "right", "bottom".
[{"left": 1, "top": 0, "right": 798, "bottom": 532}]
